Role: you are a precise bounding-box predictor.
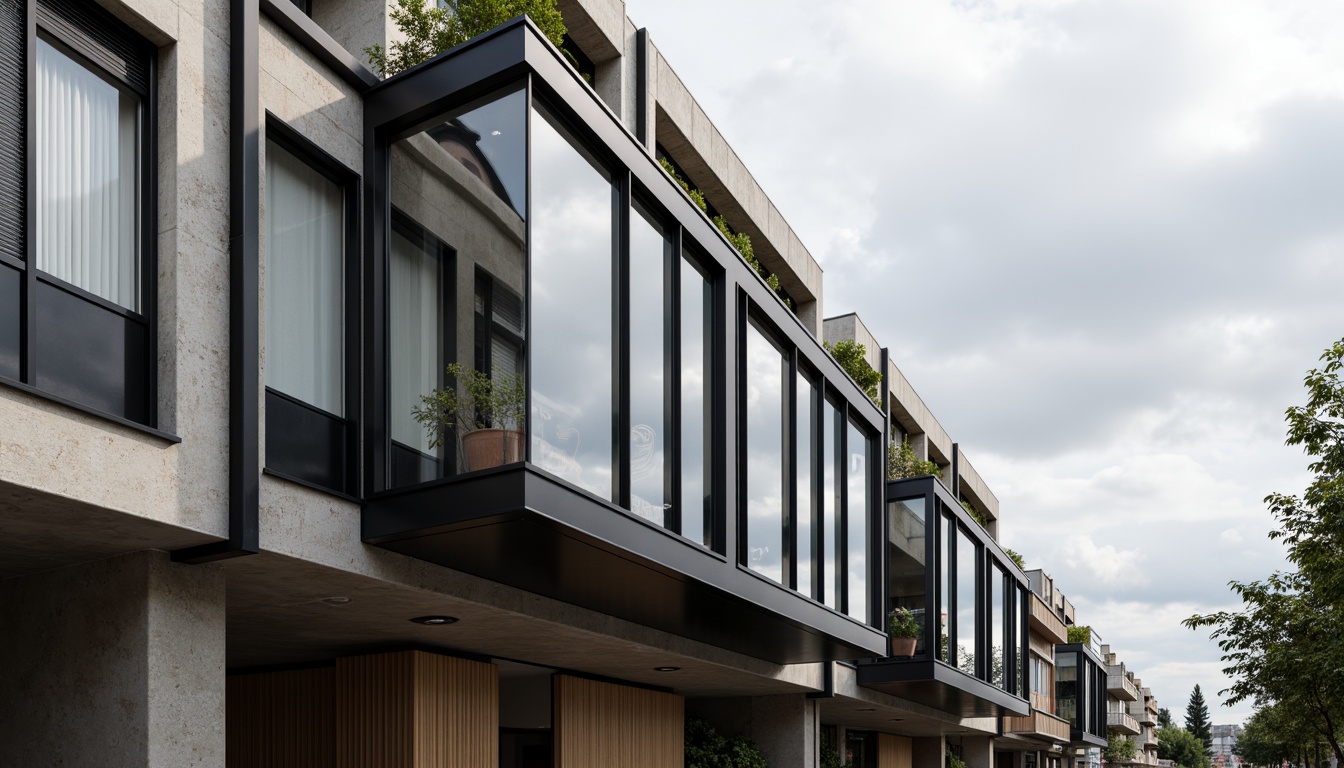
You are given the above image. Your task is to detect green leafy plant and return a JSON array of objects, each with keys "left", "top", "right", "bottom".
[
  {"left": 412, "top": 363, "right": 526, "bottom": 449},
  {"left": 1067, "top": 625, "right": 1092, "bottom": 645},
  {"left": 685, "top": 717, "right": 768, "bottom": 768},
  {"left": 366, "top": 0, "right": 567, "bottom": 77},
  {"left": 888, "top": 438, "right": 940, "bottom": 480},
  {"left": 658, "top": 157, "right": 791, "bottom": 309},
  {"left": 823, "top": 339, "right": 880, "bottom": 403},
  {"left": 1104, "top": 728, "right": 1137, "bottom": 762},
  {"left": 820, "top": 732, "right": 854, "bottom": 768},
  {"left": 887, "top": 606, "right": 920, "bottom": 638},
  {"left": 960, "top": 499, "right": 987, "bottom": 528},
  {"left": 1004, "top": 547, "right": 1025, "bottom": 570},
  {"left": 946, "top": 747, "right": 968, "bottom": 768}
]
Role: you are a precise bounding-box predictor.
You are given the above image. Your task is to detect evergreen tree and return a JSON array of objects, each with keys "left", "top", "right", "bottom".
[
  {"left": 1184, "top": 685, "right": 1212, "bottom": 753},
  {"left": 1158, "top": 707, "right": 1173, "bottom": 728}
]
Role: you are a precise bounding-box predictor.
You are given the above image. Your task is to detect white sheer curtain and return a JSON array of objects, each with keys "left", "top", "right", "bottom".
[
  {"left": 36, "top": 38, "right": 140, "bottom": 311},
  {"left": 389, "top": 229, "right": 440, "bottom": 454},
  {"left": 265, "top": 140, "right": 344, "bottom": 416}
]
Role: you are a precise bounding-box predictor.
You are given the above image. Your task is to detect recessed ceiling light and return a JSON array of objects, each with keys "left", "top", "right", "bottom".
[
  {"left": 321, "top": 596, "right": 350, "bottom": 605},
  {"left": 856, "top": 708, "right": 876, "bottom": 712},
  {"left": 654, "top": 666, "right": 680, "bottom": 672},
  {"left": 410, "top": 615, "right": 459, "bottom": 626}
]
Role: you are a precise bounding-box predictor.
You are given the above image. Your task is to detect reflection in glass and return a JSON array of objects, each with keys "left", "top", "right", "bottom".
[
  {"left": 822, "top": 399, "right": 841, "bottom": 609},
  {"left": 531, "top": 107, "right": 614, "bottom": 499},
  {"left": 796, "top": 374, "right": 817, "bottom": 597},
  {"left": 37, "top": 38, "right": 140, "bottom": 311},
  {"left": 426, "top": 88, "right": 527, "bottom": 218},
  {"left": 389, "top": 225, "right": 443, "bottom": 486},
  {"left": 1018, "top": 586, "right": 1029, "bottom": 695},
  {"left": 846, "top": 420, "right": 869, "bottom": 623},
  {"left": 991, "top": 565, "right": 1005, "bottom": 688},
  {"left": 957, "top": 523, "right": 978, "bottom": 675},
  {"left": 1057, "top": 650, "right": 1078, "bottom": 727},
  {"left": 629, "top": 203, "right": 668, "bottom": 525},
  {"left": 940, "top": 512, "right": 952, "bottom": 663},
  {"left": 744, "top": 321, "right": 785, "bottom": 583},
  {"left": 265, "top": 139, "right": 344, "bottom": 415},
  {"left": 888, "top": 497, "right": 926, "bottom": 655},
  {"left": 681, "top": 254, "right": 711, "bottom": 548},
  {"left": 389, "top": 85, "right": 526, "bottom": 489}
]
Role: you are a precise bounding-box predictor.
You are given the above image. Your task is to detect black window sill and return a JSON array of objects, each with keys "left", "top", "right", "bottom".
[{"left": 0, "top": 375, "right": 180, "bottom": 444}]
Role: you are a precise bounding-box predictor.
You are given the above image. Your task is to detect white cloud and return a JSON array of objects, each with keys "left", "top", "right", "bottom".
[{"left": 1062, "top": 534, "right": 1146, "bottom": 587}]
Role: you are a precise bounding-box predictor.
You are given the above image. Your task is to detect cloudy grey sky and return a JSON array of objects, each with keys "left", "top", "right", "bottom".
[{"left": 626, "top": 0, "right": 1344, "bottom": 725}]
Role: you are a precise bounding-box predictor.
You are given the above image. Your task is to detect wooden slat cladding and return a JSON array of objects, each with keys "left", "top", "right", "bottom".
[
  {"left": 553, "top": 675, "right": 683, "bottom": 768},
  {"left": 1004, "top": 710, "right": 1070, "bottom": 742},
  {"left": 1029, "top": 594, "right": 1068, "bottom": 645},
  {"left": 336, "top": 651, "right": 498, "bottom": 768},
  {"left": 877, "top": 733, "right": 913, "bottom": 768},
  {"left": 227, "top": 667, "right": 336, "bottom": 768}
]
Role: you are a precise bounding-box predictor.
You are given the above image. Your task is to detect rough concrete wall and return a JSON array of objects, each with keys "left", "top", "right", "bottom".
[
  {"left": 312, "top": 0, "right": 394, "bottom": 67},
  {"left": 689, "top": 694, "right": 819, "bottom": 768},
  {"left": 0, "top": 551, "right": 226, "bottom": 767}
]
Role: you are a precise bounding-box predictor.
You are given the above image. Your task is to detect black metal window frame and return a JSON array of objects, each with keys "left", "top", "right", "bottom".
[
  {"left": 262, "top": 112, "right": 362, "bottom": 497},
  {"left": 738, "top": 299, "right": 883, "bottom": 627},
  {"left": 0, "top": 0, "right": 163, "bottom": 434},
  {"left": 888, "top": 475, "right": 1028, "bottom": 696}
]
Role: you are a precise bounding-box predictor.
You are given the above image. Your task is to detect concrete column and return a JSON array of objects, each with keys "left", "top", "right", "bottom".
[
  {"left": 690, "top": 694, "right": 819, "bottom": 768},
  {"left": 0, "top": 550, "right": 226, "bottom": 767},
  {"left": 961, "top": 736, "right": 994, "bottom": 768},
  {"left": 913, "top": 736, "right": 946, "bottom": 768}
]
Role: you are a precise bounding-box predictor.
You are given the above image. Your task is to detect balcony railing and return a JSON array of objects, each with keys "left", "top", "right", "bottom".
[
  {"left": 1108, "top": 711, "right": 1140, "bottom": 735},
  {"left": 1004, "top": 709, "right": 1071, "bottom": 742},
  {"left": 1107, "top": 673, "right": 1139, "bottom": 701}
]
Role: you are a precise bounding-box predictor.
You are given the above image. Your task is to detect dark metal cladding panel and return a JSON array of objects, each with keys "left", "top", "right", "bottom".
[
  {"left": 33, "top": 281, "right": 149, "bottom": 422},
  {"left": 36, "top": 0, "right": 151, "bottom": 94},
  {"left": 0, "top": 0, "right": 22, "bottom": 266}
]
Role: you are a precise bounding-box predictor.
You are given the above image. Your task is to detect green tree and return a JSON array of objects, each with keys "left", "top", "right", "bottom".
[
  {"left": 1158, "top": 707, "right": 1173, "bottom": 728},
  {"left": 1186, "top": 340, "right": 1344, "bottom": 764},
  {"left": 1104, "top": 729, "right": 1137, "bottom": 762},
  {"left": 685, "top": 717, "right": 768, "bottom": 768},
  {"left": 365, "top": 0, "right": 566, "bottom": 76},
  {"left": 1237, "top": 703, "right": 1313, "bottom": 768},
  {"left": 823, "top": 339, "right": 881, "bottom": 403},
  {"left": 888, "top": 438, "right": 939, "bottom": 480},
  {"left": 1185, "top": 685, "right": 1213, "bottom": 753},
  {"left": 1067, "top": 625, "right": 1091, "bottom": 645},
  {"left": 1158, "top": 725, "right": 1212, "bottom": 768}
]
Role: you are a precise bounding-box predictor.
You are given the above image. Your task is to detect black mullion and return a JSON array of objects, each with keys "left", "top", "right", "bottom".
[
  {"left": 784, "top": 348, "right": 797, "bottom": 591},
  {"left": 141, "top": 46, "right": 157, "bottom": 427},
  {"left": 613, "top": 172, "right": 629, "bottom": 509},
  {"left": 522, "top": 74, "right": 533, "bottom": 466},
  {"left": 439, "top": 240, "right": 456, "bottom": 478},
  {"left": 342, "top": 164, "right": 360, "bottom": 495},
  {"left": 666, "top": 224, "right": 681, "bottom": 534},
  {"left": 805, "top": 373, "right": 820, "bottom": 601},
  {"left": 21, "top": 0, "right": 34, "bottom": 385},
  {"left": 710, "top": 261, "right": 725, "bottom": 554}
]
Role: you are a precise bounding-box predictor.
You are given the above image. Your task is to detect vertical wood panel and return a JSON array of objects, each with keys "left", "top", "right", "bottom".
[
  {"left": 553, "top": 675, "right": 683, "bottom": 768},
  {"left": 337, "top": 651, "right": 497, "bottom": 768},
  {"left": 878, "top": 733, "right": 913, "bottom": 768},
  {"left": 227, "top": 667, "right": 335, "bottom": 768}
]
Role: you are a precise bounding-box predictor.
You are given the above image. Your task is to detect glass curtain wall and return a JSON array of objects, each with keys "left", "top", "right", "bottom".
[
  {"left": 629, "top": 203, "right": 669, "bottom": 525},
  {"left": 680, "top": 254, "right": 712, "bottom": 547},
  {"left": 991, "top": 565, "right": 1005, "bottom": 688},
  {"left": 939, "top": 511, "right": 953, "bottom": 663},
  {"left": 846, "top": 419, "right": 869, "bottom": 623},
  {"left": 823, "top": 398, "right": 842, "bottom": 610},
  {"left": 888, "top": 497, "right": 926, "bottom": 655},
  {"left": 744, "top": 320, "right": 786, "bottom": 583},
  {"left": 796, "top": 373, "right": 817, "bottom": 597},
  {"left": 956, "top": 524, "right": 978, "bottom": 675},
  {"left": 387, "top": 86, "right": 526, "bottom": 485},
  {"left": 1057, "top": 650, "right": 1079, "bottom": 727},
  {"left": 530, "top": 106, "right": 614, "bottom": 499}
]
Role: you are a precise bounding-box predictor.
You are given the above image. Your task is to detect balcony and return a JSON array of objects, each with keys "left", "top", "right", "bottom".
[
  {"left": 1029, "top": 593, "right": 1067, "bottom": 645},
  {"left": 1108, "top": 711, "right": 1140, "bottom": 735},
  {"left": 359, "top": 18, "right": 888, "bottom": 665},
  {"left": 1108, "top": 673, "right": 1139, "bottom": 701},
  {"left": 856, "top": 476, "right": 1032, "bottom": 718},
  {"left": 1136, "top": 704, "right": 1157, "bottom": 725},
  {"left": 1004, "top": 709, "right": 1071, "bottom": 743}
]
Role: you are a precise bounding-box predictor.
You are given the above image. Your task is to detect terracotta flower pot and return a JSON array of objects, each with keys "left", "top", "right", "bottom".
[
  {"left": 461, "top": 428, "right": 524, "bottom": 472},
  {"left": 889, "top": 636, "right": 918, "bottom": 658}
]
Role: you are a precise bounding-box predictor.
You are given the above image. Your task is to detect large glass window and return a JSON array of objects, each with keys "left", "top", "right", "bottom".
[
  {"left": 796, "top": 373, "right": 817, "bottom": 597},
  {"left": 37, "top": 37, "right": 139, "bottom": 311},
  {"left": 822, "top": 398, "right": 842, "bottom": 609},
  {"left": 991, "top": 565, "right": 1006, "bottom": 689},
  {"left": 846, "top": 419, "right": 870, "bottom": 623},
  {"left": 386, "top": 87, "right": 527, "bottom": 488},
  {"left": 629, "top": 203, "right": 668, "bottom": 525},
  {"left": 744, "top": 320, "right": 786, "bottom": 583},
  {"left": 530, "top": 106, "right": 614, "bottom": 500},
  {"left": 3, "top": 3, "right": 155, "bottom": 426},
  {"left": 1057, "top": 651, "right": 1078, "bottom": 726},
  {"left": 266, "top": 140, "right": 345, "bottom": 417},
  {"left": 956, "top": 524, "right": 978, "bottom": 675},
  {"left": 681, "top": 254, "right": 712, "bottom": 548},
  {"left": 940, "top": 511, "right": 953, "bottom": 663},
  {"left": 888, "top": 497, "right": 926, "bottom": 655}
]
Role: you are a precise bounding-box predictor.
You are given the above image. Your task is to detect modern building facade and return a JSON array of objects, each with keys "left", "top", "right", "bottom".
[{"left": 0, "top": 0, "right": 1160, "bottom": 765}]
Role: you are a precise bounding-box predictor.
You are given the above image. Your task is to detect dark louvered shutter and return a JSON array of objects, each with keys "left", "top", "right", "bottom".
[{"left": 0, "top": 0, "right": 23, "bottom": 267}]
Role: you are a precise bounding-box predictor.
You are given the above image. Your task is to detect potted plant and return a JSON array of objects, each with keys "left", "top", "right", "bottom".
[
  {"left": 887, "top": 606, "right": 920, "bottom": 657},
  {"left": 413, "top": 363, "right": 526, "bottom": 472}
]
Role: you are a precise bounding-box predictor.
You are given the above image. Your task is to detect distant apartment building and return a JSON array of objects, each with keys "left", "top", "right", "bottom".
[{"left": 1212, "top": 724, "right": 1244, "bottom": 768}]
